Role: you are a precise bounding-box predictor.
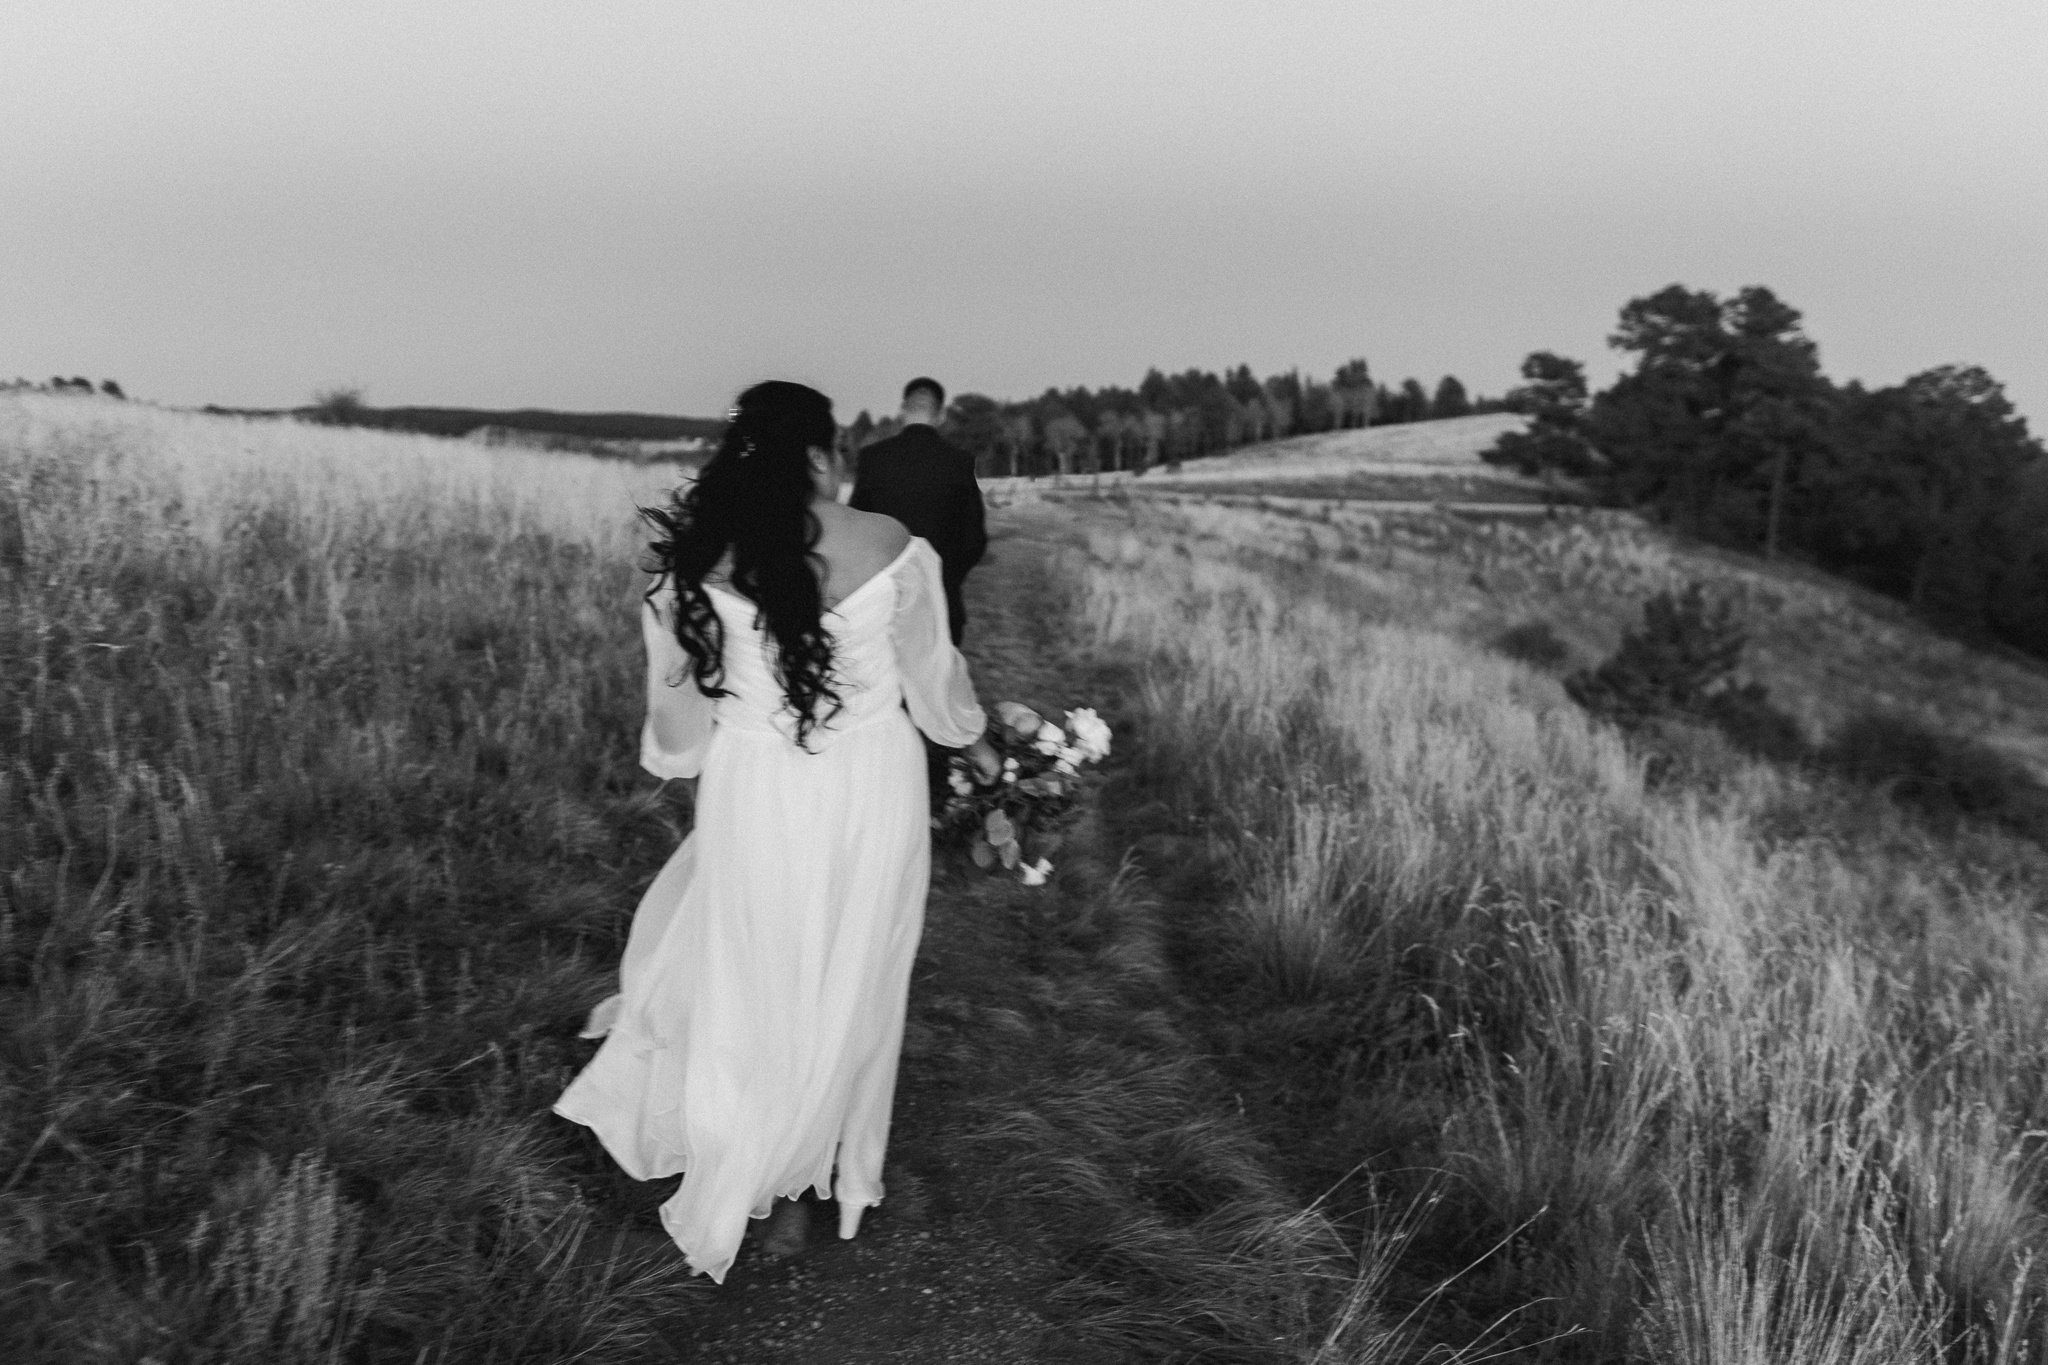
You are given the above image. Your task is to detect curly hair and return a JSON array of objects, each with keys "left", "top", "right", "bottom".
[{"left": 640, "top": 380, "right": 843, "bottom": 746}]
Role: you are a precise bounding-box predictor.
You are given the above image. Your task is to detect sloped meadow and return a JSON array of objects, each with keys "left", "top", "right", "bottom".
[
  {"left": 13, "top": 390, "right": 2048, "bottom": 1364},
  {"left": 1061, "top": 490, "right": 2048, "bottom": 1362},
  {"left": 1, "top": 396, "right": 689, "bottom": 1362}
]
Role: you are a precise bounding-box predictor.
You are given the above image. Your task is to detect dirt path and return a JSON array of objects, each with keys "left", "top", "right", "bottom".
[{"left": 650, "top": 512, "right": 1122, "bottom": 1364}]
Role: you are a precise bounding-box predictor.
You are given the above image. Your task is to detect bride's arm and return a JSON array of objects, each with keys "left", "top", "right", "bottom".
[
  {"left": 640, "top": 591, "right": 716, "bottom": 780},
  {"left": 891, "top": 541, "right": 989, "bottom": 751}
]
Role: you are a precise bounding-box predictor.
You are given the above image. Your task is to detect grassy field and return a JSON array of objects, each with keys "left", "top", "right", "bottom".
[
  {"left": 1131, "top": 473, "right": 1554, "bottom": 506},
  {"left": 10, "top": 394, "right": 2048, "bottom": 1362},
  {"left": 0, "top": 397, "right": 1434, "bottom": 1363},
  {"left": 987, "top": 413, "right": 1549, "bottom": 507},
  {"left": 1048, "top": 486, "right": 2048, "bottom": 1360},
  {"left": 1146, "top": 413, "right": 1529, "bottom": 479},
  {"left": 1, "top": 395, "right": 693, "bottom": 1360}
]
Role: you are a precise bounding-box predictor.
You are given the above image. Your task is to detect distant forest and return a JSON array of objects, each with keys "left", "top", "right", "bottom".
[
  {"left": 200, "top": 389, "right": 725, "bottom": 449},
  {"left": 1485, "top": 284, "right": 2048, "bottom": 660},
  {"left": 864, "top": 363, "right": 1495, "bottom": 478}
]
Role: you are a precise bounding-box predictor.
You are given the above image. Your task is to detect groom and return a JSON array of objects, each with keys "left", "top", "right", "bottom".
[{"left": 849, "top": 377, "right": 988, "bottom": 644}]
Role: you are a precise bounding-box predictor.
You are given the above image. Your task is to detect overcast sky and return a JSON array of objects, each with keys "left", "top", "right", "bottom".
[{"left": 5, "top": 0, "right": 2045, "bottom": 424}]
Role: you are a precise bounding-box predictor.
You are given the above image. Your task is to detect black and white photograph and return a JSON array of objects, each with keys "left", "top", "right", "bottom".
[{"left": 5, "top": 2, "right": 2048, "bottom": 1361}]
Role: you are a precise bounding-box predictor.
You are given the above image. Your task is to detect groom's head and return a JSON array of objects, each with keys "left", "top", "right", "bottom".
[{"left": 899, "top": 377, "right": 945, "bottom": 427}]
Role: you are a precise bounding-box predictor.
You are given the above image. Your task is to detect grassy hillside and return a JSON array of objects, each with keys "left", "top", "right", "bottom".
[
  {"left": 11, "top": 393, "right": 2048, "bottom": 1362},
  {"left": 1, "top": 395, "right": 691, "bottom": 1360},
  {"left": 0, "top": 398, "right": 1418, "bottom": 1363},
  {"left": 997, "top": 413, "right": 1560, "bottom": 507},
  {"left": 1147, "top": 412, "right": 1528, "bottom": 480},
  {"left": 1043, "top": 484, "right": 2048, "bottom": 1360}
]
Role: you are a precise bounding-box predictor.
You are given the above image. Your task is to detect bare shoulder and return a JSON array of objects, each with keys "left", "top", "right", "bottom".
[{"left": 845, "top": 506, "right": 912, "bottom": 556}]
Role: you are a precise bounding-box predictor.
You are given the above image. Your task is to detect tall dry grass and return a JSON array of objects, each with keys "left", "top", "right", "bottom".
[
  {"left": 1064, "top": 496, "right": 2048, "bottom": 1361},
  {"left": 1114, "top": 493, "right": 2048, "bottom": 772},
  {"left": 1, "top": 395, "right": 689, "bottom": 1361}
]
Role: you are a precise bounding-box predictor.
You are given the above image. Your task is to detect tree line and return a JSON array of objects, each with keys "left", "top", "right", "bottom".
[
  {"left": 1486, "top": 284, "right": 2048, "bottom": 658},
  {"left": 868, "top": 361, "right": 1497, "bottom": 478},
  {"left": 6, "top": 376, "right": 125, "bottom": 397}
]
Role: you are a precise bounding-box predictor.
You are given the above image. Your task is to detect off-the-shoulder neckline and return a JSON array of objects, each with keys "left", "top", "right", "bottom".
[{"left": 702, "top": 537, "right": 919, "bottom": 614}]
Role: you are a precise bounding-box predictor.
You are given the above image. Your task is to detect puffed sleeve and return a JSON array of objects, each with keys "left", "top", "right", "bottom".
[
  {"left": 639, "top": 588, "right": 716, "bottom": 779},
  {"left": 892, "top": 539, "right": 987, "bottom": 747}
]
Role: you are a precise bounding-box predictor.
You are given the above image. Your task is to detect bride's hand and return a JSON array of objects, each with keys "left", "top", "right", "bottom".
[{"left": 964, "top": 735, "right": 1002, "bottom": 785}]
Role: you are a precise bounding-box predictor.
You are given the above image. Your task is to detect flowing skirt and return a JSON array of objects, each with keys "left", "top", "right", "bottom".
[{"left": 553, "top": 708, "right": 930, "bottom": 1282}]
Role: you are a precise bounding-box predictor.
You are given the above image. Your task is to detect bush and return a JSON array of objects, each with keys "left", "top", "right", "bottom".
[
  {"left": 1492, "top": 619, "right": 1571, "bottom": 669},
  {"left": 1567, "top": 582, "right": 1748, "bottom": 723},
  {"left": 308, "top": 386, "right": 368, "bottom": 426},
  {"left": 1569, "top": 582, "right": 1804, "bottom": 759},
  {"left": 1821, "top": 712, "right": 2048, "bottom": 839}
]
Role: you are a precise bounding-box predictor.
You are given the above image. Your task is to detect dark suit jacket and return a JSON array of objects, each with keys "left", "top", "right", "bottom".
[{"left": 849, "top": 424, "right": 988, "bottom": 643}]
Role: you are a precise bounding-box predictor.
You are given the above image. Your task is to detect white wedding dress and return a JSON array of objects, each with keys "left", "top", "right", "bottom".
[{"left": 553, "top": 537, "right": 985, "bottom": 1282}]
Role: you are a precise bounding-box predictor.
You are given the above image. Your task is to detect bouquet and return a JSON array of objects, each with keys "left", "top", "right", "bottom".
[{"left": 935, "top": 702, "right": 1111, "bottom": 885}]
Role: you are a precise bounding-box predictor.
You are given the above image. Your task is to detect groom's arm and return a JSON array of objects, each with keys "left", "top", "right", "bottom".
[{"left": 955, "top": 464, "right": 988, "bottom": 570}]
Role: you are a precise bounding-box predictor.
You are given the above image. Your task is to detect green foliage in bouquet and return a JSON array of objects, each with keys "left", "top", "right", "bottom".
[{"left": 933, "top": 701, "right": 1111, "bottom": 884}]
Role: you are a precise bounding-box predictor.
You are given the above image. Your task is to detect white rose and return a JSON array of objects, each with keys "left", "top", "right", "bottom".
[
  {"left": 1019, "top": 857, "right": 1053, "bottom": 886},
  {"left": 1066, "top": 708, "right": 1111, "bottom": 761}
]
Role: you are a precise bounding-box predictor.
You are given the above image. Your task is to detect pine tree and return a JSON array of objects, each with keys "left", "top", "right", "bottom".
[{"left": 1431, "top": 375, "right": 1471, "bottom": 418}]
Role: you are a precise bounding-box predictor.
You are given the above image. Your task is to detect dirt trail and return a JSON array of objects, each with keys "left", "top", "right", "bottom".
[{"left": 650, "top": 513, "right": 1115, "bottom": 1364}]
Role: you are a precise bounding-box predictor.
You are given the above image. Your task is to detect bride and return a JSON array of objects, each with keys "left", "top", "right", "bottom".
[{"left": 554, "top": 380, "right": 1001, "bottom": 1282}]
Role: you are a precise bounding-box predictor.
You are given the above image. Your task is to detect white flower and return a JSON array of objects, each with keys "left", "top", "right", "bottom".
[
  {"left": 1054, "top": 758, "right": 1077, "bottom": 776},
  {"left": 948, "top": 771, "right": 975, "bottom": 795},
  {"left": 1032, "top": 721, "right": 1064, "bottom": 757},
  {"left": 1003, "top": 770, "right": 1016, "bottom": 784},
  {"left": 1058, "top": 745, "right": 1084, "bottom": 766},
  {"left": 1065, "top": 708, "right": 1111, "bottom": 762},
  {"left": 1003, "top": 757, "right": 1019, "bottom": 772},
  {"left": 1019, "top": 857, "right": 1053, "bottom": 886}
]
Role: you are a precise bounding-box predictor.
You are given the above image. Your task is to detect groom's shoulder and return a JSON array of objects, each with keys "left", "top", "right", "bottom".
[
  {"left": 856, "top": 429, "right": 921, "bottom": 464},
  {"left": 861, "top": 426, "right": 973, "bottom": 472},
  {"left": 912, "top": 426, "right": 979, "bottom": 475}
]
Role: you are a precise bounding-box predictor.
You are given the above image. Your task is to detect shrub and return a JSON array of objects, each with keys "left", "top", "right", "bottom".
[
  {"left": 1568, "top": 582, "right": 1804, "bottom": 758},
  {"left": 308, "top": 386, "right": 368, "bottom": 426},
  {"left": 1567, "top": 582, "right": 1745, "bottom": 723},
  {"left": 1492, "top": 619, "right": 1570, "bottom": 669},
  {"left": 1821, "top": 712, "right": 2048, "bottom": 839}
]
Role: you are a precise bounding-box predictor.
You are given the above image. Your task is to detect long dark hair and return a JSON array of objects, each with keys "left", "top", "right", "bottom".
[{"left": 641, "top": 380, "right": 842, "bottom": 745}]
